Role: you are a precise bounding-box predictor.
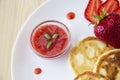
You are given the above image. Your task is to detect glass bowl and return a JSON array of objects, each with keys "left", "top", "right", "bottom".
[{"left": 30, "top": 20, "right": 71, "bottom": 58}]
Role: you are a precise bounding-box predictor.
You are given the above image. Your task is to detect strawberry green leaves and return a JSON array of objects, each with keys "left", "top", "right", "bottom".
[
  {"left": 44, "top": 33, "right": 51, "bottom": 39},
  {"left": 93, "top": 11, "right": 106, "bottom": 24},
  {"left": 44, "top": 33, "right": 59, "bottom": 49},
  {"left": 46, "top": 41, "right": 53, "bottom": 49}
]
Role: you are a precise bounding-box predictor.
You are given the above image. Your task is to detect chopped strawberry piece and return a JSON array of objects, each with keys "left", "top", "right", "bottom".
[
  {"left": 114, "top": 7, "right": 120, "bottom": 14},
  {"left": 97, "top": 0, "right": 119, "bottom": 15},
  {"left": 84, "top": 0, "right": 102, "bottom": 23}
]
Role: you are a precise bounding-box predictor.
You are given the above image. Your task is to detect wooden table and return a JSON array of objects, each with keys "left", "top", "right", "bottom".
[{"left": 0, "top": 0, "right": 45, "bottom": 80}]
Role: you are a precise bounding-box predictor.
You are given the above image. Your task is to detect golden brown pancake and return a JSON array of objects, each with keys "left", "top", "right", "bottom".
[
  {"left": 69, "top": 36, "right": 113, "bottom": 75},
  {"left": 74, "top": 71, "right": 109, "bottom": 80},
  {"left": 95, "top": 49, "right": 120, "bottom": 80}
]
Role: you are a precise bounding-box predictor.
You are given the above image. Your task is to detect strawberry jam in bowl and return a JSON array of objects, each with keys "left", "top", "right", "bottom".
[{"left": 30, "top": 20, "right": 71, "bottom": 58}]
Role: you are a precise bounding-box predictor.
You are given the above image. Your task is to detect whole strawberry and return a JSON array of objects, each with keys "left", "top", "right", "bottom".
[{"left": 94, "top": 13, "right": 120, "bottom": 48}]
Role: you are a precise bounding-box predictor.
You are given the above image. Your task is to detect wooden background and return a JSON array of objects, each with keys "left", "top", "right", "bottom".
[{"left": 0, "top": 0, "right": 45, "bottom": 80}]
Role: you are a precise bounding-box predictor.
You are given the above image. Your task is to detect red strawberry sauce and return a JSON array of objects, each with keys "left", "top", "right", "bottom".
[
  {"left": 31, "top": 21, "right": 70, "bottom": 58},
  {"left": 67, "top": 12, "right": 75, "bottom": 20},
  {"left": 34, "top": 68, "right": 42, "bottom": 75}
]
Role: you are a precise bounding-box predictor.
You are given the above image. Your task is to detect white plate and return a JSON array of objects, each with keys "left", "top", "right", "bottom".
[{"left": 11, "top": 0, "right": 94, "bottom": 80}]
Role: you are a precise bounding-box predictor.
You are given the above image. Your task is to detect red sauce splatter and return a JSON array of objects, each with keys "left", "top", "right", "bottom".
[
  {"left": 67, "top": 12, "right": 75, "bottom": 20},
  {"left": 34, "top": 68, "right": 42, "bottom": 75}
]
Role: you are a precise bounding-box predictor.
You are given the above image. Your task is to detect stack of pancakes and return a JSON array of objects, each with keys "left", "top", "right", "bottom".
[{"left": 69, "top": 36, "right": 120, "bottom": 80}]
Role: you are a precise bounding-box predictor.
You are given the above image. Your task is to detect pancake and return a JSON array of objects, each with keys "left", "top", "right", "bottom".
[
  {"left": 95, "top": 49, "right": 120, "bottom": 80},
  {"left": 69, "top": 36, "right": 113, "bottom": 75},
  {"left": 74, "top": 71, "right": 109, "bottom": 80}
]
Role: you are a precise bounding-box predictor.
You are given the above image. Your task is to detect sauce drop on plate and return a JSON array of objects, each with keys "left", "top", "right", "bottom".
[
  {"left": 67, "top": 12, "right": 75, "bottom": 20},
  {"left": 34, "top": 68, "right": 42, "bottom": 75}
]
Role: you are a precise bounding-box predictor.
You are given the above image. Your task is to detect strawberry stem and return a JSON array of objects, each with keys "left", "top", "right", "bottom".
[
  {"left": 93, "top": 10, "right": 106, "bottom": 24},
  {"left": 100, "top": 10, "right": 106, "bottom": 20}
]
